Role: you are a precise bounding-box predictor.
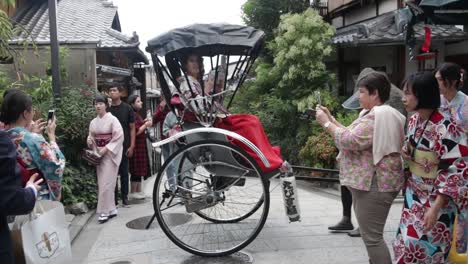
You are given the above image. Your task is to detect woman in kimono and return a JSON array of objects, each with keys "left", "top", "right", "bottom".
[
  {"left": 436, "top": 62, "right": 468, "bottom": 133},
  {"left": 394, "top": 71, "right": 468, "bottom": 263},
  {"left": 0, "top": 90, "right": 65, "bottom": 201},
  {"left": 128, "top": 94, "right": 151, "bottom": 200},
  {"left": 435, "top": 63, "right": 468, "bottom": 256},
  {"left": 87, "top": 95, "right": 124, "bottom": 223}
]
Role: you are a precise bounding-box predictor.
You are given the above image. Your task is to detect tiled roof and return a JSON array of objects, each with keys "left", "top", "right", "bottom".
[
  {"left": 11, "top": 0, "right": 140, "bottom": 49},
  {"left": 332, "top": 10, "right": 468, "bottom": 46}
]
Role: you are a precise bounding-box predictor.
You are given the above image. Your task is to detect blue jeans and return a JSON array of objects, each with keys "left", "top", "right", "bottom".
[
  {"left": 162, "top": 143, "right": 176, "bottom": 191},
  {"left": 162, "top": 143, "right": 192, "bottom": 191}
]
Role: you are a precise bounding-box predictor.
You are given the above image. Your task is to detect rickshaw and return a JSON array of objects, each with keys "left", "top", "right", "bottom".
[{"left": 145, "top": 23, "right": 299, "bottom": 257}]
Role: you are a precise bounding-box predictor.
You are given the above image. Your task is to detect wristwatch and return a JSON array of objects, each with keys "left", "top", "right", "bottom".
[{"left": 324, "top": 121, "right": 331, "bottom": 128}]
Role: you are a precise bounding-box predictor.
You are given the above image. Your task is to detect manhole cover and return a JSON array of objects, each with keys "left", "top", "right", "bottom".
[
  {"left": 126, "top": 216, "right": 158, "bottom": 230},
  {"left": 181, "top": 251, "right": 253, "bottom": 264},
  {"left": 127, "top": 198, "right": 147, "bottom": 205},
  {"left": 109, "top": 260, "right": 134, "bottom": 264},
  {"left": 126, "top": 213, "right": 193, "bottom": 230}
]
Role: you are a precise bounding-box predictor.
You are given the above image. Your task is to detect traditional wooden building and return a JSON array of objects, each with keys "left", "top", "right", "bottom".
[
  {"left": 318, "top": 0, "right": 468, "bottom": 95},
  {"left": 1, "top": 0, "right": 148, "bottom": 98}
]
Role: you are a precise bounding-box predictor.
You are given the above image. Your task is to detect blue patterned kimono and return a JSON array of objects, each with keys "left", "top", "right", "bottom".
[
  {"left": 8, "top": 127, "right": 65, "bottom": 201},
  {"left": 441, "top": 91, "right": 468, "bottom": 133},
  {"left": 440, "top": 91, "right": 468, "bottom": 255}
]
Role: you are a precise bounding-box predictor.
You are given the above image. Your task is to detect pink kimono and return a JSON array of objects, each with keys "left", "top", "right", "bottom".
[{"left": 88, "top": 113, "right": 124, "bottom": 215}]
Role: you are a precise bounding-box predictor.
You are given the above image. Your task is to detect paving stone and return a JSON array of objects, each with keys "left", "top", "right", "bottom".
[{"left": 75, "top": 179, "right": 405, "bottom": 264}]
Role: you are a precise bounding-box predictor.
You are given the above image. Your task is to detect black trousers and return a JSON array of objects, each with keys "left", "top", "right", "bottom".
[
  {"left": 341, "top": 186, "right": 353, "bottom": 218},
  {"left": 115, "top": 151, "right": 129, "bottom": 203}
]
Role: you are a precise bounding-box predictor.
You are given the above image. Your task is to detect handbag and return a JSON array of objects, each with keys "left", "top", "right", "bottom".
[
  {"left": 81, "top": 148, "right": 102, "bottom": 166},
  {"left": 10, "top": 201, "right": 72, "bottom": 264}
]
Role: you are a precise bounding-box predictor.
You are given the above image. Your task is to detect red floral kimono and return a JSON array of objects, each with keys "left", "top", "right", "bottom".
[{"left": 393, "top": 111, "right": 468, "bottom": 264}]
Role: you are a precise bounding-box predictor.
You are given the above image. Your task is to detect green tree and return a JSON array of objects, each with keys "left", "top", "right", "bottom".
[
  {"left": 268, "top": 8, "right": 336, "bottom": 99},
  {"left": 232, "top": 9, "right": 338, "bottom": 165},
  {"left": 241, "top": 0, "right": 309, "bottom": 59},
  {"left": 0, "top": 0, "right": 35, "bottom": 79},
  {"left": 0, "top": 1, "right": 16, "bottom": 61}
]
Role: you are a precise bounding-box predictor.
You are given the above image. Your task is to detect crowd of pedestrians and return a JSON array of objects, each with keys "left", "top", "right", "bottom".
[
  {"left": 317, "top": 64, "right": 467, "bottom": 264},
  {"left": 0, "top": 60, "right": 466, "bottom": 264}
]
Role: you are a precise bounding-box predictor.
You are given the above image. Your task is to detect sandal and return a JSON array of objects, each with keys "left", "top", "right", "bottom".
[
  {"left": 109, "top": 209, "right": 118, "bottom": 219},
  {"left": 98, "top": 214, "right": 109, "bottom": 224}
]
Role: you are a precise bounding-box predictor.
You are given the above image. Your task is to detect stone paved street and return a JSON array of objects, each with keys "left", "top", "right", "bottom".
[{"left": 71, "top": 179, "right": 404, "bottom": 264}]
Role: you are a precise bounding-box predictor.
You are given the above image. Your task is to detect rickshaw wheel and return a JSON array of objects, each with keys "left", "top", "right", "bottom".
[
  {"left": 152, "top": 139, "right": 270, "bottom": 257},
  {"left": 177, "top": 150, "right": 266, "bottom": 224}
]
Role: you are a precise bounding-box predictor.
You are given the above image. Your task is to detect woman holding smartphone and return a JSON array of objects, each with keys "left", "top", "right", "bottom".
[{"left": 0, "top": 89, "right": 65, "bottom": 201}]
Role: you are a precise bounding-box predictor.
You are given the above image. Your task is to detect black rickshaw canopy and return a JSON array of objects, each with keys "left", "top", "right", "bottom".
[
  {"left": 146, "top": 23, "right": 265, "bottom": 121},
  {"left": 146, "top": 23, "right": 265, "bottom": 57}
]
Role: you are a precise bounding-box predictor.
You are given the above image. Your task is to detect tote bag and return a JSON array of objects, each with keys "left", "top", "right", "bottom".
[{"left": 16, "top": 201, "right": 72, "bottom": 264}]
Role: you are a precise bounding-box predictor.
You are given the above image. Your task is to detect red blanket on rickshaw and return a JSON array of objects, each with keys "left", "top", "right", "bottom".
[{"left": 215, "top": 114, "right": 283, "bottom": 173}]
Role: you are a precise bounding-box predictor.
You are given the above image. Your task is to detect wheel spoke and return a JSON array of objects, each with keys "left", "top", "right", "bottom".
[{"left": 152, "top": 140, "right": 270, "bottom": 256}]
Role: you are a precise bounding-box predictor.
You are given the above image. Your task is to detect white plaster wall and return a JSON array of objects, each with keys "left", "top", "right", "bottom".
[
  {"left": 445, "top": 40, "right": 468, "bottom": 56},
  {"left": 332, "top": 0, "right": 396, "bottom": 29},
  {"left": 379, "top": 0, "right": 398, "bottom": 14},
  {"left": 344, "top": 3, "right": 376, "bottom": 26},
  {"left": 0, "top": 44, "right": 98, "bottom": 88}
]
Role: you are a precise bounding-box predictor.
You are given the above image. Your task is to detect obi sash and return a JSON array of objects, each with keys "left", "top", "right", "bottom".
[
  {"left": 95, "top": 133, "right": 112, "bottom": 147},
  {"left": 408, "top": 148, "right": 439, "bottom": 179}
]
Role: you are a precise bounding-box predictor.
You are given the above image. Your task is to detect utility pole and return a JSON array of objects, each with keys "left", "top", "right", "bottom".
[{"left": 48, "top": 0, "right": 61, "bottom": 100}]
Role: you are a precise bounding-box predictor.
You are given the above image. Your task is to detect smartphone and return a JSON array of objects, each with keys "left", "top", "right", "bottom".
[
  {"left": 314, "top": 91, "right": 322, "bottom": 107},
  {"left": 47, "top": 110, "right": 55, "bottom": 122}
]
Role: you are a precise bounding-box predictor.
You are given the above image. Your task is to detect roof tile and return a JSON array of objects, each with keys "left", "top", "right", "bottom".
[
  {"left": 332, "top": 10, "right": 468, "bottom": 45},
  {"left": 12, "top": 0, "right": 139, "bottom": 49}
]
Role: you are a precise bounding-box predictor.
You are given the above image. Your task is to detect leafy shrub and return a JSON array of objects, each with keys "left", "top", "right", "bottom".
[
  {"left": 1, "top": 46, "right": 98, "bottom": 206},
  {"left": 33, "top": 85, "right": 98, "bottom": 164},
  {"left": 299, "top": 131, "right": 337, "bottom": 168},
  {"left": 298, "top": 109, "right": 359, "bottom": 168},
  {"left": 61, "top": 165, "right": 98, "bottom": 208},
  {"left": 296, "top": 89, "right": 341, "bottom": 113},
  {"left": 335, "top": 111, "right": 359, "bottom": 127}
]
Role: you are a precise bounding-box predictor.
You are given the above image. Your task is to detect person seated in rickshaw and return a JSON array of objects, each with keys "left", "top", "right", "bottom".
[{"left": 165, "top": 53, "right": 290, "bottom": 175}]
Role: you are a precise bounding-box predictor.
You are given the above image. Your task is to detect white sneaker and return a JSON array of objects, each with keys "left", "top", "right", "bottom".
[{"left": 137, "top": 192, "right": 147, "bottom": 199}]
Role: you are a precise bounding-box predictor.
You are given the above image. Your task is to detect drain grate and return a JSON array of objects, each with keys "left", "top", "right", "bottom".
[{"left": 181, "top": 251, "right": 253, "bottom": 264}]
